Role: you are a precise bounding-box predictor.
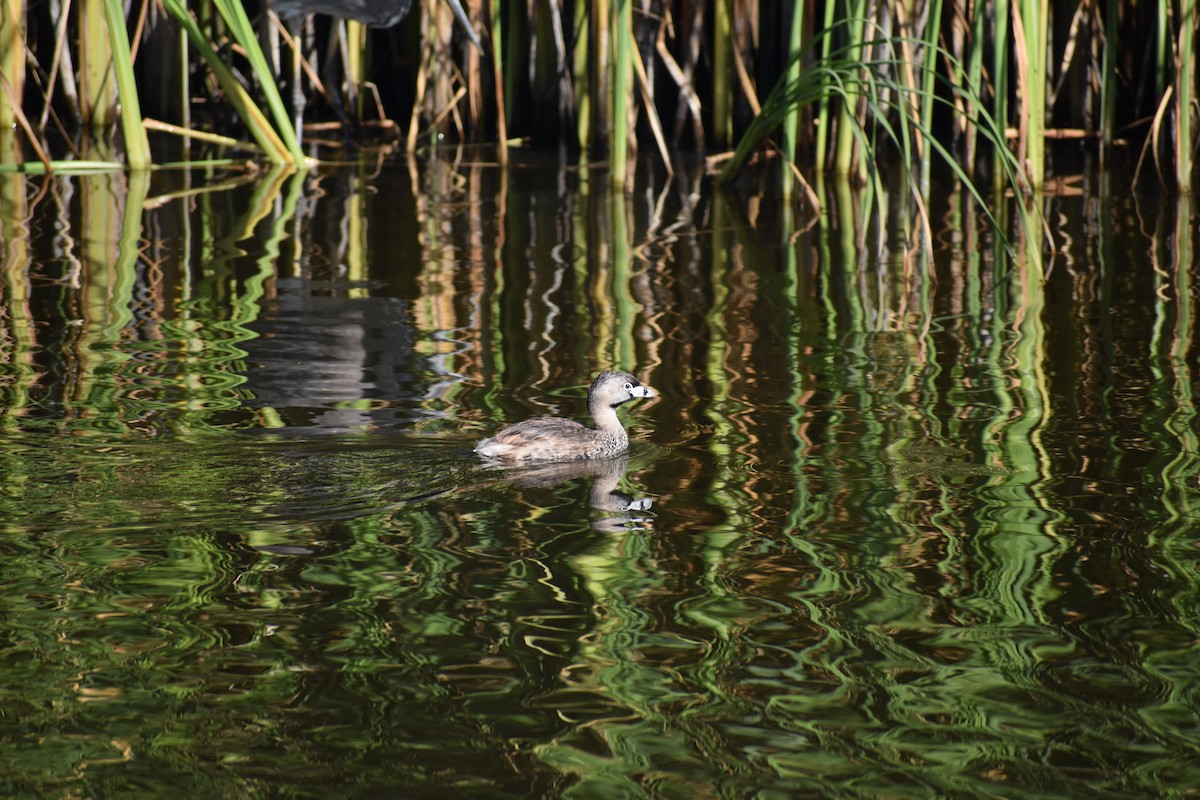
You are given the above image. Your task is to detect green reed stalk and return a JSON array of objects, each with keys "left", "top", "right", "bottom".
[
  {"left": 1177, "top": 0, "right": 1196, "bottom": 190},
  {"left": 964, "top": 4, "right": 984, "bottom": 173},
  {"left": 176, "top": 15, "right": 190, "bottom": 135},
  {"left": 713, "top": 0, "right": 732, "bottom": 147},
  {"left": 1157, "top": 0, "right": 1170, "bottom": 97},
  {"left": 102, "top": 0, "right": 150, "bottom": 169},
  {"left": 1100, "top": 0, "right": 1118, "bottom": 158},
  {"left": 80, "top": 0, "right": 116, "bottom": 130},
  {"left": 834, "top": 3, "right": 867, "bottom": 178},
  {"left": 992, "top": 0, "right": 1011, "bottom": 196},
  {"left": 781, "top": 1, "right": 805, "bottom": 199},
  {"left": 1017, "top": 0, "right": 1047, "bottom": 189},
  {"left": 346, "top": 20, "right": 366, "bottom": 123},
  {"left": 611, "top": 0, "right": 632, "bottom": 186},
  {"left": 0, "top": 0, "right": 23, "bottom": 141},
  {"left": 572, "top": 0, "right": 589, "bottom": 154},
  {"left": 814, "top": 0, "right": 837, "bottom": 175},
  {"left": 918, "top": 0, "right": 943, "bottom": 194}
]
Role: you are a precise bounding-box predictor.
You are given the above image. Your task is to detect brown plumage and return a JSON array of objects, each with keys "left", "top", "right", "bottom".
[{"left": 475, "top": 371, "right": 655, "bottom": 463}]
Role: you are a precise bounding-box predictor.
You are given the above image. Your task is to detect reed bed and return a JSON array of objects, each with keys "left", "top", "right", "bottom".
[{"left": 1, "top": 1, "right": 1196, "bottom": 197}]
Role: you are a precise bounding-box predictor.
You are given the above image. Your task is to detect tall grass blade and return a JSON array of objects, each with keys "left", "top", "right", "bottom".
[
  {"left": 159, "top": 0, "right": 291, "bottom": 164},
  {"left": 721, "top": 34, "right": 1036, "bottom": 253},
  {"left": 212, "top": 0, "right": 305, "bottom": 165},
  {"left": 102, "top": 0, "right": 151, "bottom": 168}
]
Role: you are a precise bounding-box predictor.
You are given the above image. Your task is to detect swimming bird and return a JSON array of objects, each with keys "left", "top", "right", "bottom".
[{"left": 475, "top": 371, "right": 654, "bottom": 463}]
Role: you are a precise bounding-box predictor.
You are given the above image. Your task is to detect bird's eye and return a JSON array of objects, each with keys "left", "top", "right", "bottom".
[{"left": 624, "top": 382, "right": 634, "bottom": 391}]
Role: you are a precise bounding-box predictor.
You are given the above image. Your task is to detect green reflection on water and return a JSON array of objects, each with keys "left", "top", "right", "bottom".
[{"left": 1, "top": 159, "right": 1200, "bottom": 798}]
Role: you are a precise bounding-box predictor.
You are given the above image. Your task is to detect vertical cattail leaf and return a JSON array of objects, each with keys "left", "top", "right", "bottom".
[{"left": 102, "top": 0, "right": 151, "bottom": 168}]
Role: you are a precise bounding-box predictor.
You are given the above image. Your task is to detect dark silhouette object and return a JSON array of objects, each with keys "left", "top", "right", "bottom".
[{"left": 273, "top": 0, "right": 480, "bottom": 49}]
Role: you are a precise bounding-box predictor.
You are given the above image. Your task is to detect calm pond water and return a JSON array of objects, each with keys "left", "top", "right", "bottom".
[{"left": 2, "top": 153, "right": 1199, "bottom": 798}]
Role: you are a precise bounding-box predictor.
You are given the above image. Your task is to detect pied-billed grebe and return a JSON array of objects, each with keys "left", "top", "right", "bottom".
[{"left": 475, "top": 371, "right": 654, "bottom": 463}]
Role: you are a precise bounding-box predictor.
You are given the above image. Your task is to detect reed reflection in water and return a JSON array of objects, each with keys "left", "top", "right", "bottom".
[{"left": 0, "top": 154, "right": 1198, "bottom": 797}]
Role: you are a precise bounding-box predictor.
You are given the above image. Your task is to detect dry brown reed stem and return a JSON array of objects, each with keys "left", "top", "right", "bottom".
[
  {"left": 674, "top": 2, "right": 706, "bottom": 146},
  {"left": 655, "top": 9, "right": 703, "bottom": 146},
  {"left": 465, "top": 1, "right": 482, "bottom": 133},
  {"left": 1134, "top": 84, "right": 1173, "bottom": 186},
  {"left": 407, "top": 2, "right": 432, "bottom": 152},
  {"left": 730, "top": 28, "right": 760, "bottom": 116},
  {"left": 631, "top": 35, "right": 673, "bottom": 174},
  {"left": 892, "top": 2, "right": 926, "bottom": 165},
  {"left": 1, "top": 73, "right": 53, "bottom": 170}
]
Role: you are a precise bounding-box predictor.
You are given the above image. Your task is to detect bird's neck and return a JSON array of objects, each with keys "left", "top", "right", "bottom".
[{"left": 589, "top": 400, "right": 625, "bottom": 437}]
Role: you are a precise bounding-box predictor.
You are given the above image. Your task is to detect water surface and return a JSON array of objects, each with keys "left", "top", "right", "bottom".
[{"left": 1, "top": 156, "right": 1199, "bottom": 798}]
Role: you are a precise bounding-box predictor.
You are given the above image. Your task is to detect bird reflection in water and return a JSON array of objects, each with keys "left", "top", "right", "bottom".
[{"left": 488, "top": 454, "right": 652, "bottom": 532}]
